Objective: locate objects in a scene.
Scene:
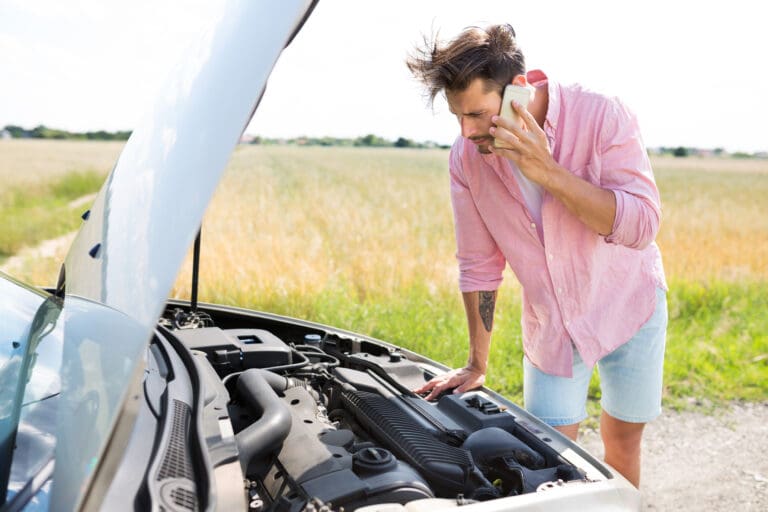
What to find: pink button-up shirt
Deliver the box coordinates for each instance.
[449,70,667,377]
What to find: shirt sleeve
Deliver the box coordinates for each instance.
[599,99,662,250]
[449,143,506,292]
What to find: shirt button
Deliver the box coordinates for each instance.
[557,287,563,294]
[548,253,553,260]
[530,222,536,229]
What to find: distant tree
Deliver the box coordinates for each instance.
[673,146,688,157]
[3,125,27,138]
[355,134,390,147]
[394,137,415,148]
[86,130,110,140]
[30,125,48,138]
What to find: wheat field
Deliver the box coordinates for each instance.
[174,148,768,298]
[0,139,123,187]
[5,141,765,289]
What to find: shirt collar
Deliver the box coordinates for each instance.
[526,69,559,140]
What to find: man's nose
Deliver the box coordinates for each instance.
[460,117,478,138]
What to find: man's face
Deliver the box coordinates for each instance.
[446,78,502,154]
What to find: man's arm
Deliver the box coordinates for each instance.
[464,290,495,372]
[414,290,496,401]
[537,165,617,236]
[489,105,616,235]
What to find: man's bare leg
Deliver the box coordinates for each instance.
[554,423,580,441]
[601,411,645,488]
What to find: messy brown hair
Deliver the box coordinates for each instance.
[406,24,525,105]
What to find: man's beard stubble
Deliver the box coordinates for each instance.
[471,136,493,154]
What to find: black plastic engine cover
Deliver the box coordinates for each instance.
[341,390,497,499]
[173,327,292,374]
[262,387,432,512]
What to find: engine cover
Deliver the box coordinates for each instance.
[262,386,433,511]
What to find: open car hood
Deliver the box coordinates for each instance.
[53,1,317,509]
[64,0,315,327]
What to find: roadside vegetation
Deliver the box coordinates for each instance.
[3,141,766,413]
[0,140,122,261]
[0,170,105,258]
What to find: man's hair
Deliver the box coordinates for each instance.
[406,24,525,105]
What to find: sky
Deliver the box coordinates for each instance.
[1,0,766,153]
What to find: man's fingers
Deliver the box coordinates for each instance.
[424,382,450,401]
[454,379,480,394]
[512,102,545,136]
[492,114,518,132]
[414,380,437,394]
[490,126,519,149]
[415,368,485,401]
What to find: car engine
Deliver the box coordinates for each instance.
[168,319,587,512]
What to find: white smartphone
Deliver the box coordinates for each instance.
[494,84,531,149]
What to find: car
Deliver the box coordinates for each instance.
[0,1,642,510]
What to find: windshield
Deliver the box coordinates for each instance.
[0,276,63,508]
[0,273,148,511]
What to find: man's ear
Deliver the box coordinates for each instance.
[511,74,528,87]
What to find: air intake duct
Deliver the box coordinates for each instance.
[341,390,498,500]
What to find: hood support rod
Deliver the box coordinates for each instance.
[191,228,201,313]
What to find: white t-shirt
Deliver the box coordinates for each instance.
[510,162,543,229]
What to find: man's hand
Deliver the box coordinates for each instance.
[488,101,559,187]
[413,366,486,401]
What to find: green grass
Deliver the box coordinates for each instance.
[663,279,767,406]
[203,276,768,413]
[0,170,104,258]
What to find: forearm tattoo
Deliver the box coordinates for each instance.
[478,291,496,332]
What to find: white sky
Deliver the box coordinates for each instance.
[1,0,766,152]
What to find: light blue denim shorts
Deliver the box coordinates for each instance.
[523,287,668,426]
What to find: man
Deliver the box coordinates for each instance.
[408,24,667,488]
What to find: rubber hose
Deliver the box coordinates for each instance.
[234,369,293,474]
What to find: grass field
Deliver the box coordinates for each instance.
[0,140,124,260]
[2,140,766,412]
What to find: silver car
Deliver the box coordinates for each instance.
[1,1,640,510]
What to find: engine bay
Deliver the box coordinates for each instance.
[162,308,592,511]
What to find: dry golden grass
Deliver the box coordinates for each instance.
[651,154,768,174]
[0,139,123,187]
[170,148,768,304]
[0,233,76,285]
[3,141,766,291]
[172,146,464,305]
[653,157,768,282]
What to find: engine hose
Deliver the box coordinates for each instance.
[234,369,293,475]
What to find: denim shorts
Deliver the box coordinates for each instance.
[523,287,668,426]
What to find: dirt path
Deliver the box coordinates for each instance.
[579,402,768,510]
